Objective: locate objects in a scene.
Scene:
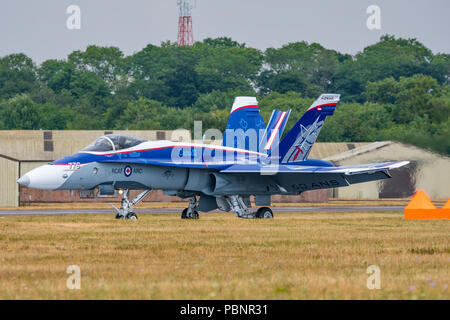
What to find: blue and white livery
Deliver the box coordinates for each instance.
[17,94,409,220]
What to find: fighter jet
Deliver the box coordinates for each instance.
[17,94,409,220]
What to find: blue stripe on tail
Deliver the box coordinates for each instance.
[273,94,340,164]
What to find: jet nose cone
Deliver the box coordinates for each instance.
[17,175,30,187]
[19,164,71,190]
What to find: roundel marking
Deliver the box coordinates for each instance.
[124,165,133,177]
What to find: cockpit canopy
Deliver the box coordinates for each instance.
[82,134,146,152]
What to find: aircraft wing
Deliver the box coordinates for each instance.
[219,161,409,173]
[220,161,409,185]
[219,161,410,187]
[98,158,409,176]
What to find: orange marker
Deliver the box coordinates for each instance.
[404,190,450,220]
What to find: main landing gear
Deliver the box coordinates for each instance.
[111,189,152,220]
[178,195,274,220]
[227,195,274,219]
[181,196,199,219]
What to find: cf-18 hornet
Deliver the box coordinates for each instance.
[17,94,408,220]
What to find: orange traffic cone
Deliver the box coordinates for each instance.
[442,199,450,218]
[404,190,449,220]
[443,199,450,209]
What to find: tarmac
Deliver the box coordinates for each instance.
[0,206,404,216]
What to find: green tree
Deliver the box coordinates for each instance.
[0,36,449,155]
[0,54,37,99]
[128,42,194,107]
[37,59,72,94]
[365,77,399,104]
[393,74,443,124]
[202,37,246,48]
[128,39,263,108]
[36,103,74,130]
[258,91,314,130]
[366,74,447,124]
[259,42,344,95]
[0,94,41,129]
[115,98,190,130]
[195,41,263,94]
[333,35,435,101]
[428,53,450,85]
[68,46,126,90]
[320,102,391,142]
[192,89,255,113]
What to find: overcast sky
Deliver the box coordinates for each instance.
[1,0,449,63]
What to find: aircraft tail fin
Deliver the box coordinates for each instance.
[222,97,266,151]
[275,94,340,163]
[259,109,291,154]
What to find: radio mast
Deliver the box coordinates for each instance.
[177,0,194,46]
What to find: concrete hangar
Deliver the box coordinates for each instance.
[0,130,175,207]
[0,131,449,207]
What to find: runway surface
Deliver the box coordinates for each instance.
[0,206,404,216]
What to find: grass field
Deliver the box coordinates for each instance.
[0,211,448,299]
[8,198,448,211]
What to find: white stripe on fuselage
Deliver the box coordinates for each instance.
[81,140,267,157]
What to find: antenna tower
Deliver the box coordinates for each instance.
[177,0,194,46]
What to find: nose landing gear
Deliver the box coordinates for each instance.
[111,189,152,220]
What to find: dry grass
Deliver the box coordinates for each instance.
[0,211,448,300]
[4,198,445,211]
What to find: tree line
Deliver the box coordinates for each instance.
[0,35,448,155]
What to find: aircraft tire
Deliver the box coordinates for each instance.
[256,207,273,219]
[126,212,138,220]
[181,209,199,219]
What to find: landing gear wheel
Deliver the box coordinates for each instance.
[111,189,152,220]
[181,196,200,220]
[181,209,199,219]
[125,212,138,220]
[256,207,273,219]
